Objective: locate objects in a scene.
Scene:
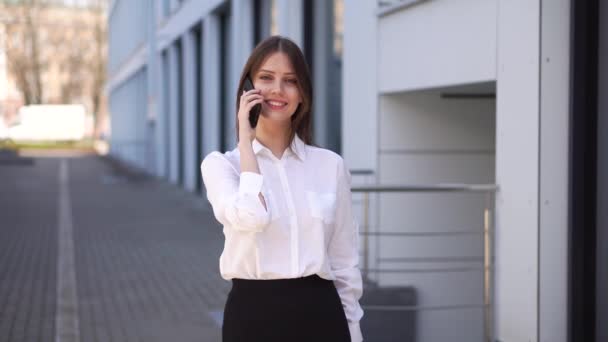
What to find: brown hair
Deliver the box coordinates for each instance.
[235,35,314,146]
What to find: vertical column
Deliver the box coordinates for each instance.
[138,71,147,170]
[229,0,255,148]
[202,16,221,157]
[168,44,179,184]
[156,51,169,178]
[224,14,233,150]
[597,3,608,341]
[182,31,198,192]
[538,0,571,341]
[275,0,303,47]
[155,0,164,24]
[170,0,179,14]
[342,0,377,170]
[312,0,331,149]
[258,0,272,40]
[495,1,541,341]
[148,0,163,177]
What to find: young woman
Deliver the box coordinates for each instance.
[201,35,364,342]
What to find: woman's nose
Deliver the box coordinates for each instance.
[270,80,284,94]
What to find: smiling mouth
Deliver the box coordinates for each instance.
[266,100,288,109]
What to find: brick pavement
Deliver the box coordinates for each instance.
[0,157,58,342]
[1,153,230,342]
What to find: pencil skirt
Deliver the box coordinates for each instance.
[222,274,351,342]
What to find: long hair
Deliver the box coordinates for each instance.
[235,35,314,146]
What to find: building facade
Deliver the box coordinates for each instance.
[107,0,607,341]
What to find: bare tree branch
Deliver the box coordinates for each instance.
[2,0,108,137]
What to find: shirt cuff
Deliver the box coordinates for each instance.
[239,172,263,196]
[349,322,363,342]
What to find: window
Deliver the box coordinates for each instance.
[303,0,343,153]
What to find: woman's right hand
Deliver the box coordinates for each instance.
[238,89,264,143]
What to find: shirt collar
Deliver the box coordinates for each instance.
[252,134,307,162]
[290,134,307,161]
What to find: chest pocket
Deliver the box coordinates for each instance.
[306,191,337,224]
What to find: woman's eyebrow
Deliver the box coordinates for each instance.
[258,69,296,75]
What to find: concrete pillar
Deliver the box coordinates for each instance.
[155,0,164,25]
[203,16,221,157]
[538,1,571,341]
[148,0,164,178]
[275,0,303,47]
[342,0,377,170]
[157,50,170,179]
[182,31,198,192]
[169,0,178,14]
[495,1,541,340]
[229,0,255,148]
[168,43,179,184]
[154,52,167,178]
[495,1,572,341]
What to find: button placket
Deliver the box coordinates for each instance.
[275,159,299,277]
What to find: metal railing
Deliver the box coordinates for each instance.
[351,182,497,342]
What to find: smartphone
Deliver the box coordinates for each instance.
[243,77,261,129]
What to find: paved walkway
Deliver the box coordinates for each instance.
[0,152,228,341]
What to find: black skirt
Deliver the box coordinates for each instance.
[222,274,351,342]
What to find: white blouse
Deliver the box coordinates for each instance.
[200,134,364,341]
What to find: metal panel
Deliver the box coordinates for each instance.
[168,44,180,184]
[202,16,222,157]
[538,0,571,341]
[182,31,198,192]
[495,0,541,341]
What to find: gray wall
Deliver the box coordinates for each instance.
[108,0,154,172]
[109,68,148,169]
[375,88,495,341]
[494,1,541,340]
[538,0,571,340]
[108,0,149,74]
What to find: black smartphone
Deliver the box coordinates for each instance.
[243,77,261,129]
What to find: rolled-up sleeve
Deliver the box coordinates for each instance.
[201,152,271,232]
[330,157,364,342]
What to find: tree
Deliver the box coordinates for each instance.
[3,0,45,105]
[1,0,109,137]
[89,0,107,138]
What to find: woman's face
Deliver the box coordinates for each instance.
[252,52,302,122]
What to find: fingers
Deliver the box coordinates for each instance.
[238,91,264,122]
[242,99,264,116]
[240,89,262,105]
[240,93,264,109]
[243,94,264,104]
[246,98,264,109]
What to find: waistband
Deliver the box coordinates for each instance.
[231,274,331,290]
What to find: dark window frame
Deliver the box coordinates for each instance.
[568,0,599,341]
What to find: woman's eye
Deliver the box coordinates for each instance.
[287,79,298,84]
[260,76,272,80]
